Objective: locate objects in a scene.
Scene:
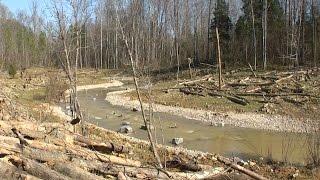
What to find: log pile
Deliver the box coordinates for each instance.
[177,68,320,107]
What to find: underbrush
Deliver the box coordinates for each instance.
[45,73,68,103]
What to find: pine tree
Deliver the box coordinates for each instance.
[211,0,232,63]
[211,0,232,42]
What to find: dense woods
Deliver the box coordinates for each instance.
[0,0,319,72]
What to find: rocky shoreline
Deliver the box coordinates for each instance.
[105,84,316,133]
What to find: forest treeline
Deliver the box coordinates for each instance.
[0,0,319,72]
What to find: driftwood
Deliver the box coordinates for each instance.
[216,155,268,180]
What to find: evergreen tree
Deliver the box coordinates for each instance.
[211,0,232,63]
[211,0,232,42]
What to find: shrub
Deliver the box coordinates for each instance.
[45,72,68,103]
[8,64,17,78]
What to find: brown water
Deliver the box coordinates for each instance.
[75,87,309,165]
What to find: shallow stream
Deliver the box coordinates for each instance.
[75,86,309,165]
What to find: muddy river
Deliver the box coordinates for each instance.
[75,86,310,165]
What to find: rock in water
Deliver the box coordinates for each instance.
[132,107,138,112]
[172,138,183,145]
[118,125,133,134]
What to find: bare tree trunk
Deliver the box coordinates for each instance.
[174,0,180,82]
[299,0,306,66]
[262,0,267,70]
[115,11,118,69]
[193,1,199,66]
[250,0,257,70]
[207,0,212,63]
[115,4,163,169]
[312,0,318,67]
[216,28,222,90]
[100,3,103,69]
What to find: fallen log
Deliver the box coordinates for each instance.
[179,75,212,85]
[275,74,294,83]
[227,81,274,87]
[0,161,41,180]
[71,157,221,180]
[16,157,71,180]
[208,92,249,106]
[246,87,262,93]
[11,128,28,147]
[180,87,206,97]
[94,151,141,167]
[236,92,319,98]
[71,157,171,179]
[0,134,140,168]
[0,139,69,163]
[22,147,69,163]
[161,87,181,93]
[248,63,257,77]
[166,157,202,172]
[216,155,268,180]
[282,97,304,105]
[53,162,106,180]
[0,160,20,179]
[0,134,65,152]
[74,135,129,154]
[225,95,249,106]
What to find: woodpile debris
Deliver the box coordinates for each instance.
[177,68,320,109]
